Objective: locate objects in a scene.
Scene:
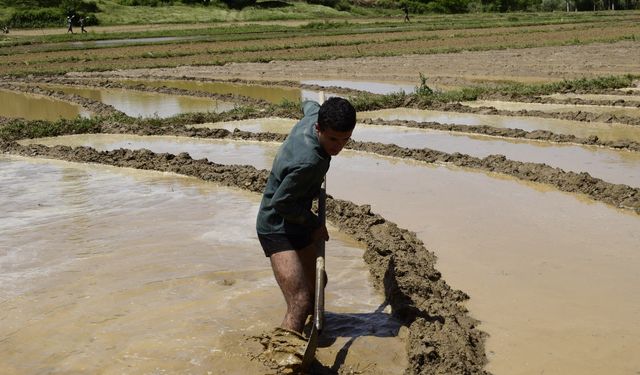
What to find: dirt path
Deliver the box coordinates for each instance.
[73,40,640,88]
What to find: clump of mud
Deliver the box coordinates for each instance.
[250,327,307,374]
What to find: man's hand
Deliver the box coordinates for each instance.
[312,225,329,243]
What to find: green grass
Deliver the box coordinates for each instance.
[95,0,349,25]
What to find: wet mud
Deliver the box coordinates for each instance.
[425,102,640,127]
[0,140,488,375]
[484,92,640,108]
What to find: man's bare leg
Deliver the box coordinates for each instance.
[270,244,317,333]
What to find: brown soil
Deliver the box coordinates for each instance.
[71,40,640,88]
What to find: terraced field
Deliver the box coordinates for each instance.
[1,11,640,375]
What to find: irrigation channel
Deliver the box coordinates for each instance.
[1,78,640,375]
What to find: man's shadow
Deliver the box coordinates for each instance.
[306,301,402,374]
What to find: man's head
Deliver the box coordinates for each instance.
[315,97,356,156]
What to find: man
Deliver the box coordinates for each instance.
[256,97,356,366]
[66,15,74,34]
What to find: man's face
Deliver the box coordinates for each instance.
[316,124,353,156]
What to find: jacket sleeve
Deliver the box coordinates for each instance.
[271,163,321,229]
[302,101,320,118]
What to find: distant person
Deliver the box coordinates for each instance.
[402,4,410,22]
[80,17,87,33]
[2,25,9,34]
[67,15,74,34]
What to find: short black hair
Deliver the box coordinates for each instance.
[317,97,356,132]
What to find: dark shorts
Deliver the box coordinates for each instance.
[258,232,313,257]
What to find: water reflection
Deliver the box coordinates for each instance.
[360,108,640,142]
[43,85,235,118]
[0,89,90,121]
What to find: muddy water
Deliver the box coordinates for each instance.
[22,134,279,170]
[360,108,640,143]
[120,79,301,104]
[21,134,640,375]
[0,89,91,121]
[190,118,297,134]
[191,119,640,187]
[300,80,415,95]
[463,100,640,117]
[0,155,407,374]
[352,124,640,188]
[42,85,235,118]
[546,93,640,103]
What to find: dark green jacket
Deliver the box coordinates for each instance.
[256,101,330,235]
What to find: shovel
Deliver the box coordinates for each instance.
[301,179,326,371]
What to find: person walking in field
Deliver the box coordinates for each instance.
[66,15,74,34]
[80,17,87,33]
[403,4,410,22]
[256,97,356,371]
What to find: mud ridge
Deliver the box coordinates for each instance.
[348,140,640,214]
[5,116,638,214]
[361,118,640,152]
[93,122,640,214]
[66,72,372,98]
[0,140,489,375]
[429,102,640,127]
[482,93,640,108]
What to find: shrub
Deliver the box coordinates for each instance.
[220,0,257,8]
[8,8,65,28]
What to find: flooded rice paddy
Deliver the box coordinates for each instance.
[192,118,640,187]
[3,77,640,374]
[0,89,91,121]
[120,79,301,104]
[360,108,640,142]
[300,80,415,95]
[0,155,407,374]
[40,85,236,118]
[11,134,640,375]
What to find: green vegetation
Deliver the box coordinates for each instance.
[0,116,103,141]
[2,0,638,30]
[0,0,101,28]
[349,74,639,110]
